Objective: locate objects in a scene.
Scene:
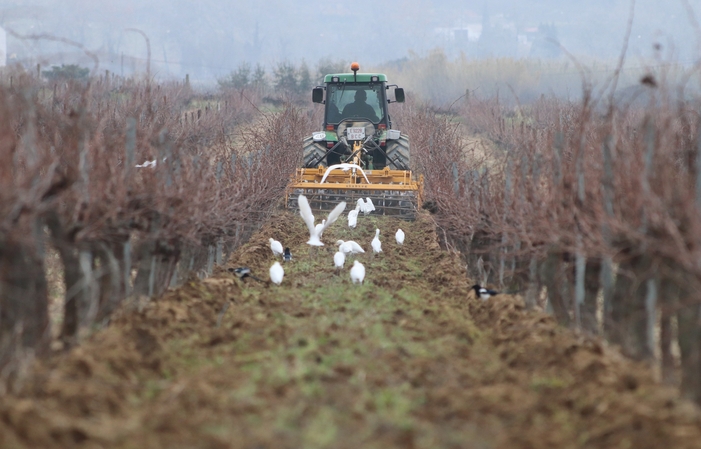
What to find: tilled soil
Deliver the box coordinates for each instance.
[1,210,701,449]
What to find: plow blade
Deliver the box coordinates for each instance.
[285,166,423,219]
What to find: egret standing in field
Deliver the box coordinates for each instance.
[334,251,345,275]
[395,228,405,245]
[348,205,360,230]
[298,195,346,253]
[371,228,382,257]
[350,260,365,284]
[269,238,283,258]
[270,262,284,285]
[364,197,376,214]
[336,240,365,255]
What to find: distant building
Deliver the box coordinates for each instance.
[434,24,482,43]
[0,26,5,67]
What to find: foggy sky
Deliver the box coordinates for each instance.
[0,0,698,81]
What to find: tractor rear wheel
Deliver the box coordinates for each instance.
[385,134,410,170]
[303,136,327,168]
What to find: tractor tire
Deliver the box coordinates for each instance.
[303,136,327,168]
[385,134,410,171]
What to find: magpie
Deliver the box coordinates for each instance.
[283,247,293,262]
[471,284,498,301]
[229,267,263,282]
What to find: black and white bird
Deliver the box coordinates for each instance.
[283,247,293,262]
[230,267,263,282]
[471,284,498,301]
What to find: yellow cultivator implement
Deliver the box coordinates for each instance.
[286,164,423,218]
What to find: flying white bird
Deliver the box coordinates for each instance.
[364,197,376,214]
[356,198,367,213]
[350,260,366,284]
[336,240,365,255]
[135,160,157,168]
[371,228,382,254]
[348,206,360,229]
[395,228,405,245]
[334,251,345,274]
[315,219,327,238]
[269,238,284,258]
[298,195,346,246]
[270,262,284,285]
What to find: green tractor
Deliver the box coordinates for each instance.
[302,62,410,171]
[288,62,422,217]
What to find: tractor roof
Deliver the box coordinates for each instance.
[324,73,388,83]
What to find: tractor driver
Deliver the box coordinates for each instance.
[342,89,379,122]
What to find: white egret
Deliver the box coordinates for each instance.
[298,195,346,246]
[356,198,367,213]
[371,228,382,255]
[364,197,376,214]
[315,219,326,238]
[269,238,283,258]
[395,228,405,245]
[350,260,365,284]
[334,251,345,274]
[348,206,360,229]
[336,240,365,255]
[270,262,284,285]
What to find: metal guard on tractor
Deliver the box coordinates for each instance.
[287,62,423,219]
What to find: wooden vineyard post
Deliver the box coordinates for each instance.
[678,123,701,403]
[601,135,616,339]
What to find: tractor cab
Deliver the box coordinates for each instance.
[309,62,406,169]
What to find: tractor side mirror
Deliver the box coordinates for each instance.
[394,88,405,103]
[312,87,324,103]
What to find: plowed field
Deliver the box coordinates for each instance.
[2,211,701,449]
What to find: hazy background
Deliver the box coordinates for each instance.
[0,0,698,91]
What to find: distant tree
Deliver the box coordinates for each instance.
[317,58,348,82]
[273,61,298,94]
[218,62,251,89]
[297,61,312,95]
[42,64,90,81]
[251,63,268,90]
